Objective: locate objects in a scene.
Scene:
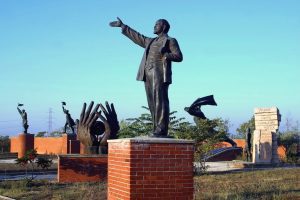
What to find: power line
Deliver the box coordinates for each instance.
[48,108,53,136]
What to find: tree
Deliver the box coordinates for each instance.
[118,107,233,170]
[49,131,63,137]
[118,107,230,145]
[118,106,189,138]
[15,149,38,182]
[35,131,46,137]
[276,117,300,163]
[171,117,231,173]
[168,111,191,136]
[278,131,299,163]
[15,149,53,184]
[236,116,255,139]
[187,118,230,158]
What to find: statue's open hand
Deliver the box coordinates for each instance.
[109,17,123,27]
[99,102,120,139]
[77,101,100,147]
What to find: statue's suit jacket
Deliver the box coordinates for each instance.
[121,25,183,84]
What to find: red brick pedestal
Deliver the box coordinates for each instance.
[18,133,34,158]
[107,138,194,200]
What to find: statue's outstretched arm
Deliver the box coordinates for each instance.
[110,17,150,48]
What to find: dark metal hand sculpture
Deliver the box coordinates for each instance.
[110,17,183,137]
[77,101,119,154]
[99,103,119,140]
[17,103,29,134]
[184,95,217,119]
[62,102,76,134]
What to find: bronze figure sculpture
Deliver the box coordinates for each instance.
[77,101,119,154]
[245,127,252,161]
[17,103,29,134]
[110,17,183,137]
[62,102,76,134]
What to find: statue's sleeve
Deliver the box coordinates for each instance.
[62,106,66,113]
[17,107,22,115]
[165,38,183,62]
[121,25,150,48]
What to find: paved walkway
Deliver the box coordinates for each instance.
[1,159,298,181]
[0,159,16,164]
[0,158,57,181]
[0,159,58,164]
[195,161,299,174]
[0,171,56,181]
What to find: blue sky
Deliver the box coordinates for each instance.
[0,0,299,136]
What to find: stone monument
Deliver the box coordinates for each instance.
[252,107,281,164]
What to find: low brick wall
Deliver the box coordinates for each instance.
[10,136,19,153]
[34,137,65,154]
[217,139,246,148]
[108,138,195,200]
[58,154,108,183]
[10,134,80,155]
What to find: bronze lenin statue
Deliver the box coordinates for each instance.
[110,18,183,137]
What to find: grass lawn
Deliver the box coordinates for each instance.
[0,168,299,200]
[0,180,106,200]
[195,168,300,199]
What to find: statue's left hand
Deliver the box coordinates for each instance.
[160,47,169,60]
[160,46,167,54]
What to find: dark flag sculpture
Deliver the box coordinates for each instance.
[184,95,217,119]
[185,95,237,147]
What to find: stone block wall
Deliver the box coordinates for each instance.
[253,107,280,164]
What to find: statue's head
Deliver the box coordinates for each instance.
[22,109,25,113]
[154,19,170,34]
